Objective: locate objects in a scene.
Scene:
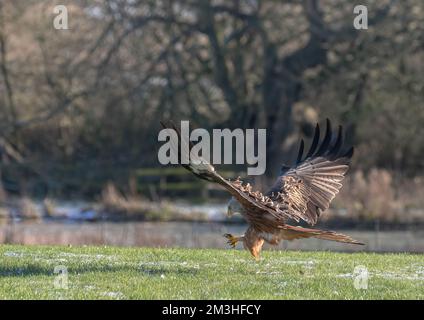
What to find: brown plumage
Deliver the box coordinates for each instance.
[160,119,364,259]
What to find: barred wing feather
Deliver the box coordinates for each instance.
[267,119,353,225]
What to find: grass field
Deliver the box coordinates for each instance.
[0,244,423,299]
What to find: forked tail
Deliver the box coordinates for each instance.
[310,229,364,244]
[280,224,364,245]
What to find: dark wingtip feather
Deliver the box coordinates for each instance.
[161,120,179,137]
[342,146,354,159]
[328,125,344,159]
[315,119,332,157]
[160,119,177,130]
[305,123,320,159]
[296,139,305,164]
[160,120,195,150]
[160,120,167,129]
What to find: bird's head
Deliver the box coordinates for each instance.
[227,197,243,217]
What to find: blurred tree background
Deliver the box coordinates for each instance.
[0,0,423,200]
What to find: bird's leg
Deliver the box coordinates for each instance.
[247,238,265,260]
[244,227,265,260]
[224,234,243,248]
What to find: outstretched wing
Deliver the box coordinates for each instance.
[160,120,284,228]
[159,120,217,183]
[266,119,353,226]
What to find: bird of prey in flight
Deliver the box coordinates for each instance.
[160,119,363,259]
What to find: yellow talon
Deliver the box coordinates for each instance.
[224,233,239,248]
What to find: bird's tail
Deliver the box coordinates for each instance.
[279,224,364,245]
[310,229,364,244]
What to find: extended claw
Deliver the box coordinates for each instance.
[224,233,239,248]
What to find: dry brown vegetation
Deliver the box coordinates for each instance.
[333,169,424,222]
[99,182,208,221]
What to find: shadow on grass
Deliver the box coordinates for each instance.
[0,263,199,278]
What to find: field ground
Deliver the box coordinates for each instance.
[0,245,423,299]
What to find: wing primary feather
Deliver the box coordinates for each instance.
[296,139,305,164]
[305,124,320,159]
[160,119,195,150]
[315,119,332,157]
[265,119,354,227]
[328,125,343,159]
[342,146,354,159]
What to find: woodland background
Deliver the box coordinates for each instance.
[0,0,423,224]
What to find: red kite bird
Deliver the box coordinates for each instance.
[160,119,363,259]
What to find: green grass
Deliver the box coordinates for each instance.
[0,245,423,299]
